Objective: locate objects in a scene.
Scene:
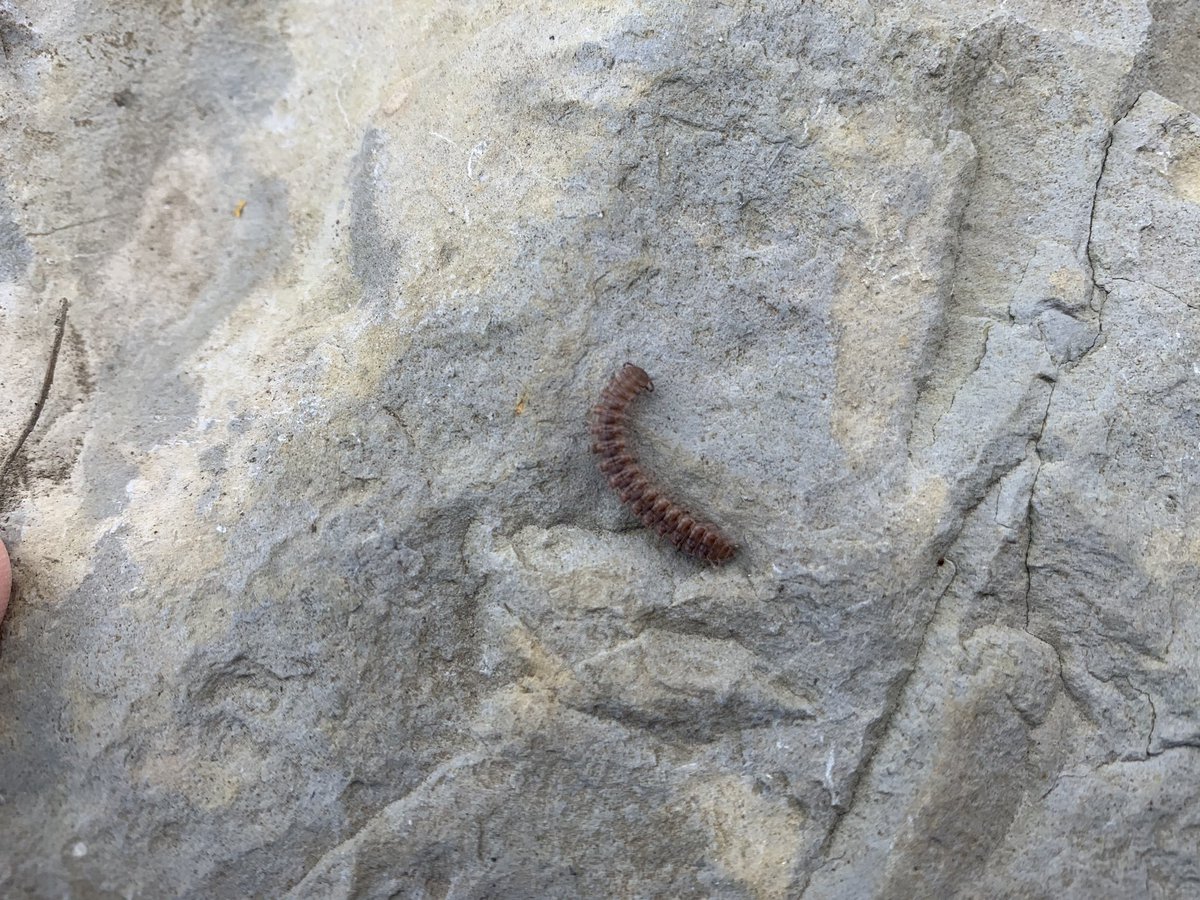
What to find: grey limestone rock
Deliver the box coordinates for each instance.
[1,1,1198,898]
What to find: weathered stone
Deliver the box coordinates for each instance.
[0,2,1197,897]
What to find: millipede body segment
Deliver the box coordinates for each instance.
[590,363,737,565]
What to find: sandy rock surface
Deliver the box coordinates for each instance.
[1,2,1197,897]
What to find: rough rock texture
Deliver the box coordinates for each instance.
[0,1,1198,897]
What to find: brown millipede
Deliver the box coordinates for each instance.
[590,363,737,565]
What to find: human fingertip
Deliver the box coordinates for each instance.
[0,539,10,628]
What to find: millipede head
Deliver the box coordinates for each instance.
[707,538,737,565]
[621,362,654,392]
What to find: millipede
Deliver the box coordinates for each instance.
[589,363,737,565]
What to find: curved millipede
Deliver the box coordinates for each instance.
[590,363,737,565]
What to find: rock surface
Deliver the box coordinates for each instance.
[0,1,1197,897]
